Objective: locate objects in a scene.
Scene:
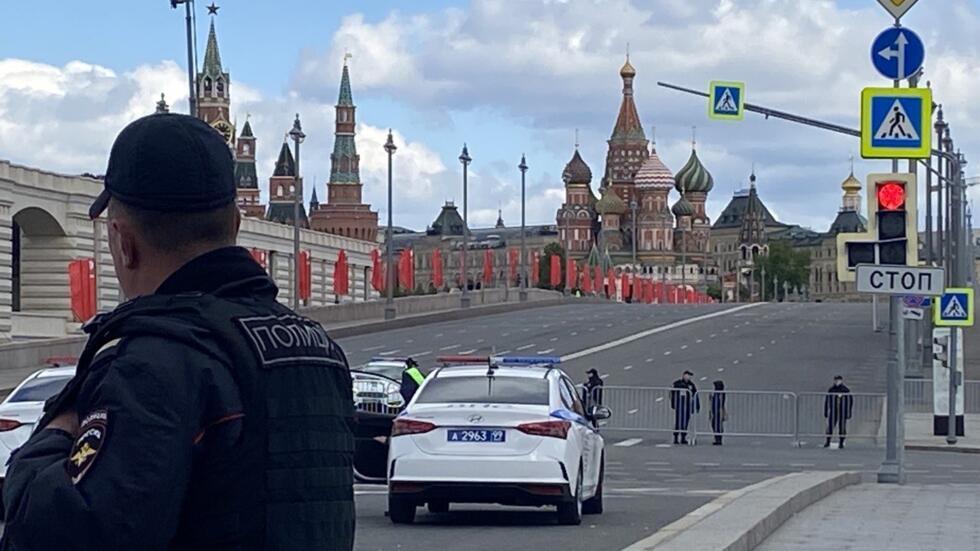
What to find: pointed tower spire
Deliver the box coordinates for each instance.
[310,187,320,210]
[273,141,295,177]
[203,20,223,76]
[611,55,644,141]
[338,60,353,106]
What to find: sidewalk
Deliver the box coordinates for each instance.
[756,483,980,550]
[905,412,980,452]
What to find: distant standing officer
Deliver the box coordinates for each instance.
[582,368,604,409]
[1,114,355,550]
[710,380,726,446]
[400,357,426,404]
[670,370,699,445]
[824,375,853,449]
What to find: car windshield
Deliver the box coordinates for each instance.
[357,364,404,381]
[414,376,549,405]
[10,375,72,403]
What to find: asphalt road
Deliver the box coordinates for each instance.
[340,301,935,551]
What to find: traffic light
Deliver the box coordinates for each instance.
[933,335,949,368]
[836,173,918,282]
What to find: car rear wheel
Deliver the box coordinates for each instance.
[389,495,417,524]
[557,465,583,526]
[583,454,604,515]
[427,500,450,514]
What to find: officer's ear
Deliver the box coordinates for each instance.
[107,206,140,270]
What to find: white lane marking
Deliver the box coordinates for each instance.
[623,365,633,370]
[687,490,727,496]
[558,304,763,363]
[790,463,816,468]
[723,329,729,333]
[516,343,536,351]
[717,368,724,372]
[938,464,963,468]
[694,462,720,467]
[628,409,639,414]
[459,348,478,355]
[770,340,776,345]
[589,328,596,332]
[655,397,663,402]
[838,463,864,468]
[681,344,688,350]
[435,333,444,337]
[405,339,415,344]
[710,334,717,338]
[615,438,643,447]
[732,360,740,365]
[742,463,770,467]
[361,345,385,352]
[696,339,703,343]
[477,339,485,343]
[550,337,559,342]
[699,376,707,381]
[645,461,670,466]
[502,333,510,337]
[664,351,672,356]
[600,374,610,379]
[759,346,766,350]
[439,344,460,351]
[571,331,579,336]
[646,358,654,363]
[606,323,614,328]
[746,352,753,357]
[537,348,555,354]
[655,444,672,448]
[645,467,675,472]
[496,350,511,355]
[412,350,433,357]
[379,349,400,355]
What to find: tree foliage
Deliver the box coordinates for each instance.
[753,241,811,300]
[537,242,566,291]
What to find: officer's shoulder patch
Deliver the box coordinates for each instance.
[67,409,109,484]
[236,314,345,370]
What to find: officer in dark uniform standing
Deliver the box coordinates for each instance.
[1,114,355,550]
[582,368,604,408]
[670,370,699,445]
[824,375,853,449]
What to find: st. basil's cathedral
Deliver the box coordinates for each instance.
[556,57,715,275]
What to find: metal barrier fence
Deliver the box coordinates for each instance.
[592,385,887,444]
[904,379,980,414]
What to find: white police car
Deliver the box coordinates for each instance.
[386,355,610,525]
[352,357,409,415]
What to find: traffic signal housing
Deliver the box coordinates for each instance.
[933,335,949,368]
[837,173,918,282]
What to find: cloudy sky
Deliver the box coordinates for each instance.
[1,0,978,232]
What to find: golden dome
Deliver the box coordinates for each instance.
[841,172,861,191]
[620,58,636,78]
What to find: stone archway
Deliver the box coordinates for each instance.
[11,207,73,336]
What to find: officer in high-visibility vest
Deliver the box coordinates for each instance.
[400,358,425,404]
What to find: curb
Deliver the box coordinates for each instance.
[621,471,860,551]
[905,443,980,454]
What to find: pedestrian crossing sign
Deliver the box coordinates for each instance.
[708,81,744,121]
[934,288,974,327]
[861,87,932,159]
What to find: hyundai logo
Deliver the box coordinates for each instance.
[467,414,484,423]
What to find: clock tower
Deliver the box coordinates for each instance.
[196,16,234,147]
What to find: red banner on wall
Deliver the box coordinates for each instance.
[298,250,312,301]
[334,250,349,296]
[565,258,576,290]
[550,254,561,288]
[581,265,592,294]
[371,249,385,293]
[508,248,518,284]
[531,251,540,286]
[432,249,444,289]
[483,249,494,286]
[68,258,96,322]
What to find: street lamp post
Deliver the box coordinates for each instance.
[171,0,197,116]
[459,144,472,308]
[519,155,529,303]
[288,114,305,310]
[384,131,397,320]
[630,199,638,269]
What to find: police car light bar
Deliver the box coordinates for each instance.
[491,355,562,366]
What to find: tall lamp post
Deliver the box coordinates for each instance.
[384,130,397,320]
[519,154,529,302]
[288,114,305,310]
[630,199,638,269]
[459,144,472,308]
[171,0,197,116]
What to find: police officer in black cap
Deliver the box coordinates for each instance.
[1,113,355,550]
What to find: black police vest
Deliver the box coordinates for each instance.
[49,281,355,550]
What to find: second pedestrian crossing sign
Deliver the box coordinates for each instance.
[861,87,932,159]
[935,288,974,327]
[708,81,744,121]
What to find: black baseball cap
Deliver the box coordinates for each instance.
[89,113,236,219]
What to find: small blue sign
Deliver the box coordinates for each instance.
[870,95,924,150]
[708,81,744,121]
[871,27,925,81]
[937,289,973,326]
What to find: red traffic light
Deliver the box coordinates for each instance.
[877,181,905,211]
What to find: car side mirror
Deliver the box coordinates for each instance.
[590,405,612,421]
